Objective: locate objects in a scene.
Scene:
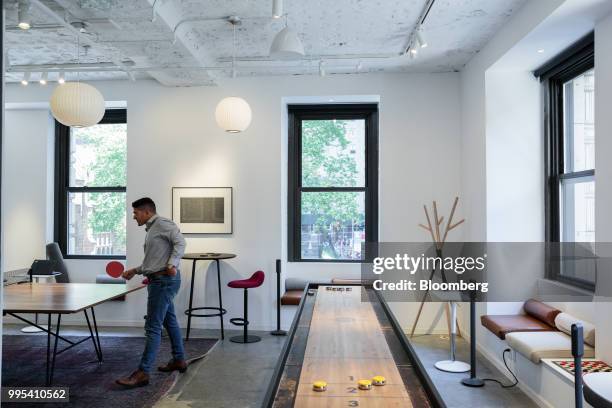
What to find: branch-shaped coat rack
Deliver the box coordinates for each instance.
[410,197,465,338]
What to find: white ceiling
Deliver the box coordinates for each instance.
[4,0,527,86]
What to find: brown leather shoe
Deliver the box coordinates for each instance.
[115,369,150,388]
[158,359,188,373]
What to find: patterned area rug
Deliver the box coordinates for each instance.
[2,335,217,408]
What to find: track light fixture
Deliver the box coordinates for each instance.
[319,60,325,77]
[18,0,32,30]
[21,72,31,85]
[272,0,283,19]
[39,71,48,85]
[58,71,66,84]
[416,27,427,48]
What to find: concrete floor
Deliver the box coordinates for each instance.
[411,334,538,408]
[3,325,538,408]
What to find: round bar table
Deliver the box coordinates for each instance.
[183,253,236,341]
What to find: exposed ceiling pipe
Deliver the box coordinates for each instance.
[30,0,132,75]
[145,0,219,85]
[218,52,400,63]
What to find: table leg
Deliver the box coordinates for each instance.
[46,314,51,385]
[186,260,196,341]
[216,260,224,340]
[48,314,62,385]
[91,308,103,361]
[84,309,101,362]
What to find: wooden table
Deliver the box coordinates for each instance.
[3,283,144,385]
[182,253,236,341]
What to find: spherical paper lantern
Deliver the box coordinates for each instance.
[215,97,252,133]
[50,82,105,128]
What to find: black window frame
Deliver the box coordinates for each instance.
[54,109,127,260]
[538,33,595,291]
[287,104,379,263]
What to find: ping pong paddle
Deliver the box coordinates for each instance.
[106,261,125,278]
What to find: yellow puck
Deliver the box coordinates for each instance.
[312,380,327,392]
[372,376,386,386]
[358,379,372,390]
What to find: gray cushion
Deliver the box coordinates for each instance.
[96,274,126,284]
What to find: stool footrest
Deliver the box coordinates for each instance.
[230,317,248,327]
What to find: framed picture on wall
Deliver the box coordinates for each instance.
[172,187,233,234]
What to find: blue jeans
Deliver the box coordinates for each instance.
[139,272,185,373]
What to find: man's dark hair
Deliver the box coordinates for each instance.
[132,197,156,212]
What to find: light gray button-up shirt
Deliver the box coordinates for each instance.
[135,214,186,276]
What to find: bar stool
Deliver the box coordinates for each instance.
[228,271,265,344]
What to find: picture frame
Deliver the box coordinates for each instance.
[172,187,233,234]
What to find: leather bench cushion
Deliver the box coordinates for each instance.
[506,331,595,364]
[524,299,562,327]
[481,314,557,339]
[281,289,303,306]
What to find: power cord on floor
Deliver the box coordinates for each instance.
[482,348,519,388]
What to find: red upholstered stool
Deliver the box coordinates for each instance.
[228,271,265,344]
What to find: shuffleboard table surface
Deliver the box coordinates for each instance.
[294,286,413,408]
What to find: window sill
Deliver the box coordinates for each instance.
[537,278,594,300]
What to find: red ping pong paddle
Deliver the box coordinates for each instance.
[106,261,125,278]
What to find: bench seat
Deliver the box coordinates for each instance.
[481,314,558,340]
[506,331,595,364]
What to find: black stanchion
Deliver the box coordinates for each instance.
[572,323,584,408]
[270,259,287,336]
[461,286,484,387]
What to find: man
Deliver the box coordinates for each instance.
[116,197,187,388]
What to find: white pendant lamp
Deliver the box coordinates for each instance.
[50,34,105,128]
[50,82,105,128]
[270,26,304,60]
[215,97,252,133]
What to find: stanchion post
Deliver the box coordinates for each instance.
[271,259,287,336]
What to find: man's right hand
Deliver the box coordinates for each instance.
[122,268,136,280]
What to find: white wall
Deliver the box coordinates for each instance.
[1,109,54,271]
[594,11,612,363]
[3,71,462,331]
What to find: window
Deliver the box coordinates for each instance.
[539,33,595,290]
[55,109,127,259]
[288,104,378,262]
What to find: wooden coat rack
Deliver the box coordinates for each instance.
[410,196,465,338]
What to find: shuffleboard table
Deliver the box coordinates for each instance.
[264,284,445,408]
[3,283,145,385]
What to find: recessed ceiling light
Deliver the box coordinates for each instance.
[537,49,545,53]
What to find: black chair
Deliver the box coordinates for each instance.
[46,243,70,283]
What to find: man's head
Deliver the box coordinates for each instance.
[132,197,157,226]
